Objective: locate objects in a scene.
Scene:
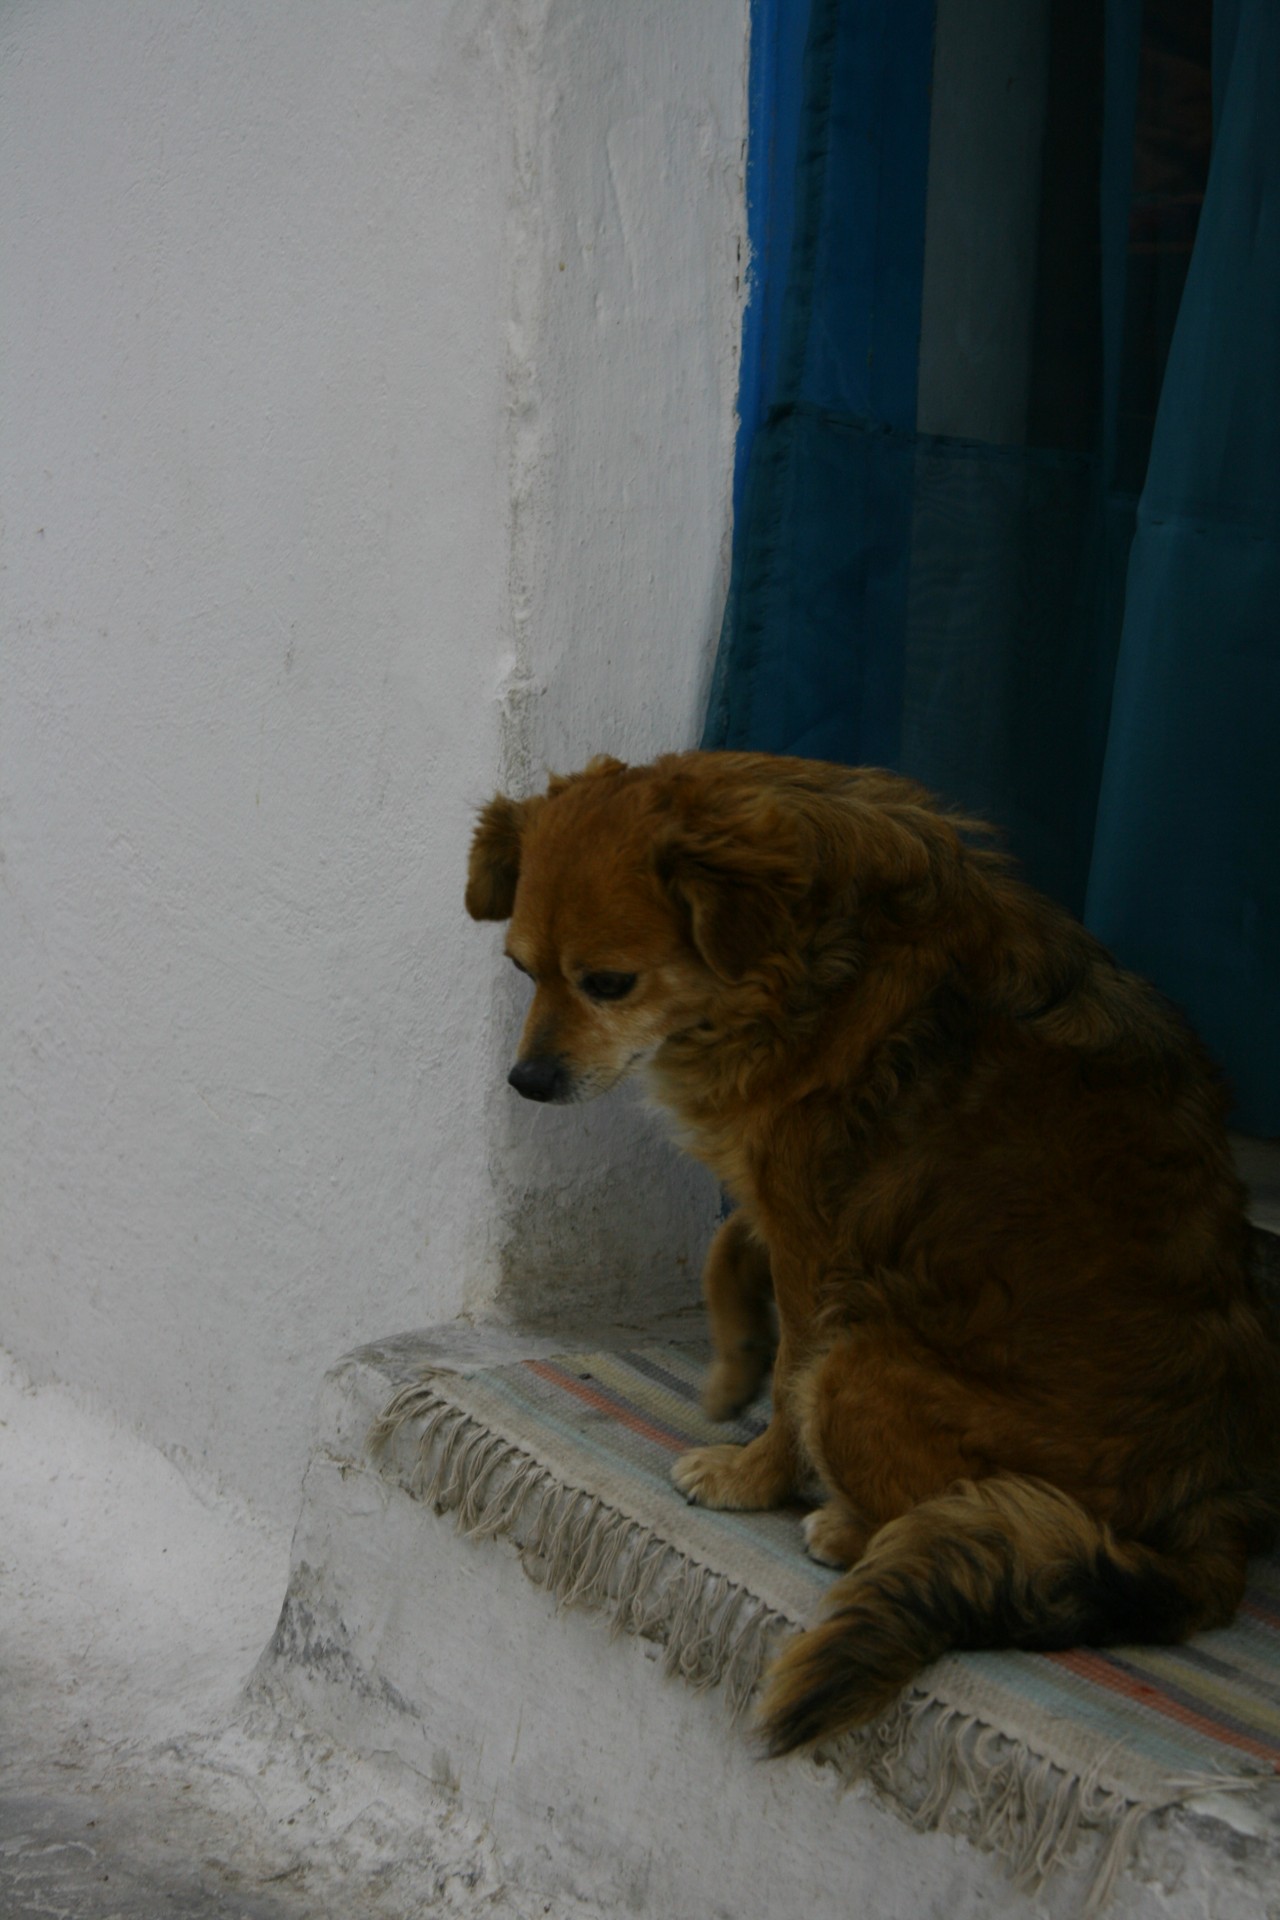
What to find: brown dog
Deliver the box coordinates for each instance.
[467,750,1280,1753]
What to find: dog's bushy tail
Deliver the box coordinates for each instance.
[758,1473,1247,1756]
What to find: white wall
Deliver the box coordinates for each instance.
[475,0,746,1326]
[1,0,748,1521]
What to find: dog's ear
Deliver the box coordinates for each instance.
[655,824,807,982]
[544,753,627,800]
[654,788,966,979]
[466,794,537,921]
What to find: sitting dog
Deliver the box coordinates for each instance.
[466,750,1280,1753]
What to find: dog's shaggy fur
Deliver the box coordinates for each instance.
[467,750,1280,1754]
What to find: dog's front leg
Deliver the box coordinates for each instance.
[672,1326,803,1510]
[701,1210,777,1421]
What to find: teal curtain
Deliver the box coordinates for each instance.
[706,0,1279,1132]
[1086,0,1280,1129]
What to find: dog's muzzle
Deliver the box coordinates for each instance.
[508,1055,572,1103]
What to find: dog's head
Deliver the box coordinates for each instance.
[465,756,718,1103]
[467,751,961,1105]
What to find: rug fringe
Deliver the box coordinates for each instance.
[824,1686,1268,1915]
[371,1380,790,1715]
[369,1377,1265,1914]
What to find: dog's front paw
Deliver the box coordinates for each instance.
[673,1444,752,1507]
[671,1442,787,1510]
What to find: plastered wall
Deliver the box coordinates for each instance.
[1,0,748,1521]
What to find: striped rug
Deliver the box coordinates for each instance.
[372,1342,1280,1909]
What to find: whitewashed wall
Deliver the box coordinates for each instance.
[0,0,748,1521]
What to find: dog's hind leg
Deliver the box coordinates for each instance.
[802,1496,874,1568]
[701,1211,776,1421]
[799,1324,1008,1531]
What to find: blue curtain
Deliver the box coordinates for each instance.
[705,0,1279,1133]
[707,0,935,776]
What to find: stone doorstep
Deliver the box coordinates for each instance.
[255,1290,1280,1920]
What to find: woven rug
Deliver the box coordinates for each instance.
[372,1344,1280,1912]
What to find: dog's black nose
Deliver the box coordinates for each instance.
[508,1056,570,1103]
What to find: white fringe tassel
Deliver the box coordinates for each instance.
[370,1381,789,1720]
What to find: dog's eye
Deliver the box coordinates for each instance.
[579,971,637,1003]
[506,953,532,978]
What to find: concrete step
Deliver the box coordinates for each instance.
[255,1247,1280,1920]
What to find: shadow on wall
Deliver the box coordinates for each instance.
[483,1049,720,1333]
